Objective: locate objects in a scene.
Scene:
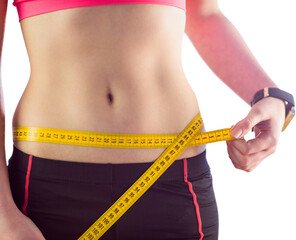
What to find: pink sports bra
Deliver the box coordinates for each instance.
[13,0,186,22]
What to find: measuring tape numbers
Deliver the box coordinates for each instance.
[13,127,233,149]
[77,112,204,239]
[12,113,235,239]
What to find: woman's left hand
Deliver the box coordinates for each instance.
[226,97,286,172]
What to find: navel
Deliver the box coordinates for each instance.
[107,92,114,104]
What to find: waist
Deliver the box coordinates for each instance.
[14,69,199,131]
[12,71,205,163]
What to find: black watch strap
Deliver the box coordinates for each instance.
[251,87,295,117]
[250,87,295,131]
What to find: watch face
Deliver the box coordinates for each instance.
[282,106,295,132]
[292,106,295,115]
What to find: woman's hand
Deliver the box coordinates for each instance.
[226,97,286,172]
[0,204,45,240]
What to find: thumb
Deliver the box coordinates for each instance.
[230,108,267,139]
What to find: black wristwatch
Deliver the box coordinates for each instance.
[250,87,295,131]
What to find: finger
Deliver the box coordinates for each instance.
[227,143,254,172]
[227,138,248,155]
[254,126,261,137]
[246,131,278,154]
[245,146,276,172]
[230,107,269,139]
[230,131,276,155]
[227,141,247,170]
[228,142,275,172]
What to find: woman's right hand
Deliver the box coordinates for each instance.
[0,205,45,240]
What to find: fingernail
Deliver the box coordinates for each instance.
[230,127,242,139]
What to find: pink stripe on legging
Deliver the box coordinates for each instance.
[183,158,204,240]
[22,154,33,216]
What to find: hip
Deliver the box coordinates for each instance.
[7,145,218,240]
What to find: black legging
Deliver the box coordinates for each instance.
[8,145,218,240]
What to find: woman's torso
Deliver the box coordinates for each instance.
[12,3,206,164]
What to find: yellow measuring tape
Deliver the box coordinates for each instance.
[13,113,234,239]
[13,126,233,148]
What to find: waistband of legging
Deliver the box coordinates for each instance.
[9,145,210,183]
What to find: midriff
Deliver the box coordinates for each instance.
[12,4,206,164]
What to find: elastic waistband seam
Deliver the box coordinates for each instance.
[30,175,113,184]
[10,146,209,183]
[28,174,210,184]
[11,164,210,183]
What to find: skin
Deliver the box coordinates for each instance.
[11,3,204,164]
[184,0,286,172]
[0,0,287,238]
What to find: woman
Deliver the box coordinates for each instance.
[0,0,291,239]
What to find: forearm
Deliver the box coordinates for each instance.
[0,64,14,213]
[0,116,15,212]
[0,0,15,213]
[0,75,15,213]
[185,11,278,104]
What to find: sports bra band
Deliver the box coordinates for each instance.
[13,0,186,22]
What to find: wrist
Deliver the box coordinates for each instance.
[0,203,24,226]
[0,159,16,214]
[251,87,295,131]
[0,198,19,219]
[0,191,16,212]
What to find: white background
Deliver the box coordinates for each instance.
[2,0,296,239]
[182,1,296,239]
